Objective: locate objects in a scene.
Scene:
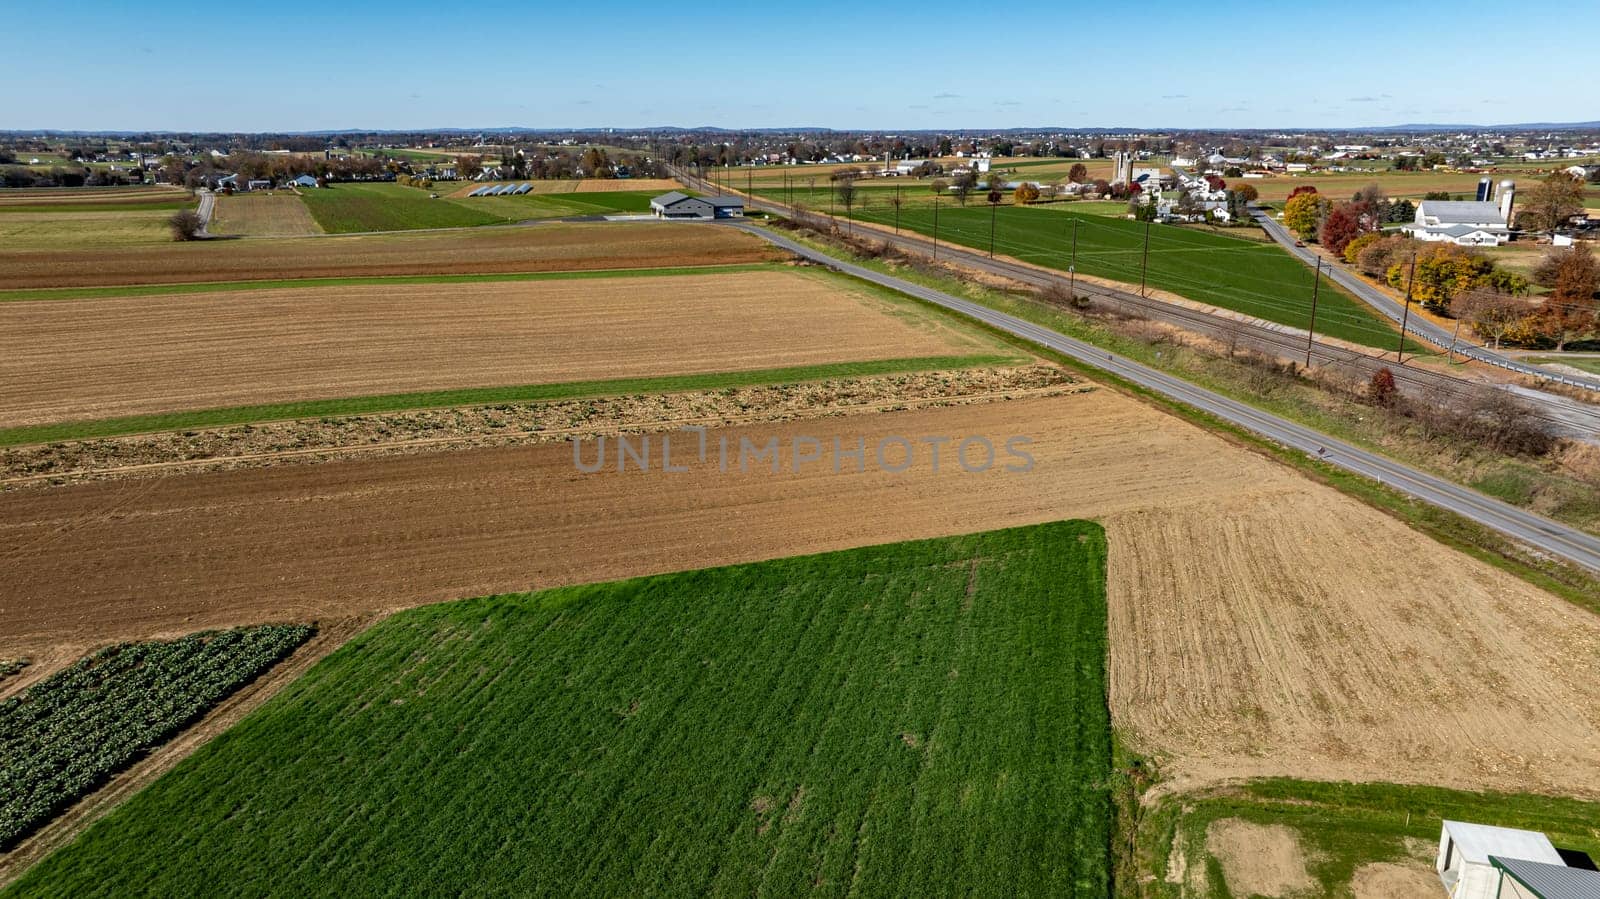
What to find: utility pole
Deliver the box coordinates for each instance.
[1397,254,1417,364]
[932,197,940,261]
[979,197,992,257]
[1304,256,1322,368]
[1448,316,1464,364]
[1139,221,1152,297]
[1068,218,1079,298]
[894,184,901,234]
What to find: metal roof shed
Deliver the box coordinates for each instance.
[1491,856,1600,899]
[1438,821,1565,899]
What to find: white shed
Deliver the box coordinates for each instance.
[1437,820,1564,899]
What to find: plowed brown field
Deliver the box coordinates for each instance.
[0,269,981,427]
[0,222,781,289]
[4,392,1598,797]
[210,192,322,237]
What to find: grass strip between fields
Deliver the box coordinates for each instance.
[0,354,1025,448]
[1138,778,1600,898]
[0,263,786,303]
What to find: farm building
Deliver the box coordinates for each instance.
[1436,820,1576,898]
[1405,189,1514,246]
[649,192,744,220]
[291,174,319,188]
[1489,856,1600,899]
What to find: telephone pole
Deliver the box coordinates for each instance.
[1139,221,1152,297]
[932,197,940,261]
[1397,254,1417,364]
[1068,218,1079,298]
[1304,256,1322,368]
[989,198,998,257]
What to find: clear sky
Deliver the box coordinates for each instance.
[1,0,1589,133]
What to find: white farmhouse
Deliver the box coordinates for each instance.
[1404,187,1515,246]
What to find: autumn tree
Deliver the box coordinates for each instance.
[1342,231,1383,265]
[1515,172,1585,235]
[1318,202,1371,256]
[1013,182,1041,204]
[1533,244,1600,350]
[1067,162,1088,184]
[1283,191,1323,239]
[1451,288,1539,349]
[1367,368,1399,408]
[1230,182,1258,203]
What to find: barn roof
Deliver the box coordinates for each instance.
[1442,820,1563,866]
[1419,200,1506,224]
[1491,856,1600,899]
[651,191,695,206]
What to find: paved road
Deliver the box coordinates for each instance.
[1248,206,1600,393]
[733,221,1600,574]
[195,189,216,237]
[676,167,1598,442]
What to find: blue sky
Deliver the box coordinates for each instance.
[1,1,1589,132]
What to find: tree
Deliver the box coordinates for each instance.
[1067,162,1088,184]
[1423,190,1452,201]
[1367,368,1399,409]
[1533,243,1600,300]
[930,178,949,195]
[1516,172,1586,235]
[1384,198,1415,224]
[1013,182,1041,204]
[1538,300,1600,351]
[1287,184,1318,199]
[952,172,973,206]
[1283,191,1322,239]
[1090,178,1112,197]
[1342,231,1382,265]
[168,209,203,241]
[1318,202,1371,256]
[1230,183,1258,203]
[1451,289,1538,349]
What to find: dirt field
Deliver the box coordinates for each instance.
[1350,861,1439,899]
[4,391,1599,798]
[210,192,322,237]
[1205,820,1311,898]
[0,186,187,207]
[0,221,783,289]
[0,270,984,428]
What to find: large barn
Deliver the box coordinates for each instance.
[1404,181,1516,246]
[649,191,744,220]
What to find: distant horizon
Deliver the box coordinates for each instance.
[5,119,1600,138]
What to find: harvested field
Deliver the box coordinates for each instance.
[0,210,173,249]
[0,221,782,289]
[209,192,321,237]
[0,186,187,207]
[3,366,1077,486]
[576,177,679,193]
[0,269,987,428]
[4,392,1599,798]
[1350,861,1438,899]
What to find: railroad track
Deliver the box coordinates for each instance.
[672,166,1599,441]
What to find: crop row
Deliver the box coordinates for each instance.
[0,624,312,849]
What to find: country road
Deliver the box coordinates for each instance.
[732,220,1600,574]
[1247,206,1600,392]
[195,188,215,237]
[674,166,1600,442]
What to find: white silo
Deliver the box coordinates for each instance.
[1498,180,1515,223]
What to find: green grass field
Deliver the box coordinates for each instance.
[5,521,1114,898]
[298,183,659,232]
[297,182,507,232]
[761,187,1401,348]
[1522,355,1600,375]
[1140,779,1600,898]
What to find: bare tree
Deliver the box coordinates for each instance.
[1451,289,1537,349]
[168,209,203,241]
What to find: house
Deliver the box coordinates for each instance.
[291,174,319,188]
[246,179,272,191]
[1436,820,1567,899]
[1405,190,1514,246]
[649,191,743,220]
